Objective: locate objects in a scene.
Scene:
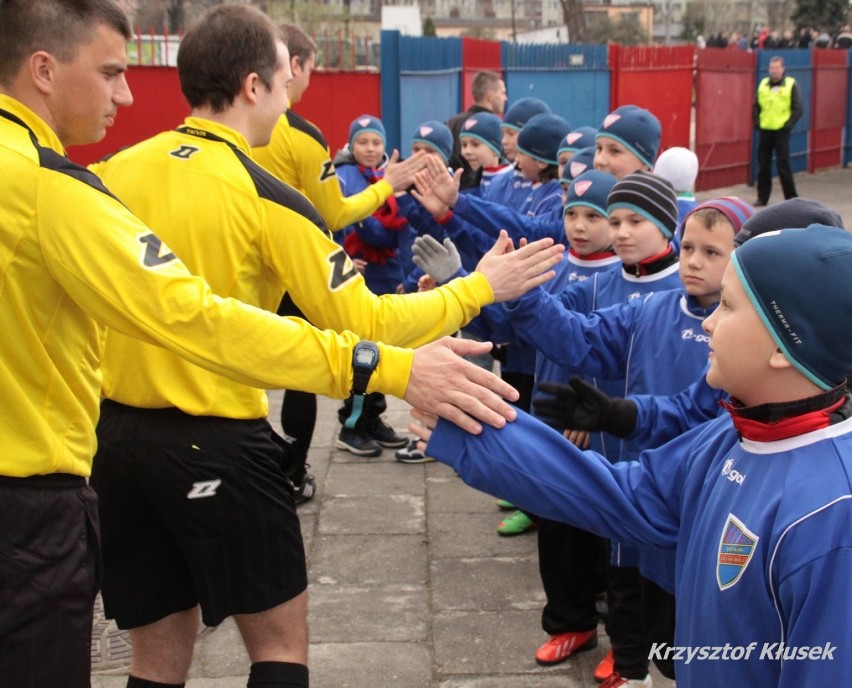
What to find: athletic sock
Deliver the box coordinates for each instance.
[126,676,185,688]
[247,661,309,687]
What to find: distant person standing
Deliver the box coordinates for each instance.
[753,56,802,206]
[446,70,508,189]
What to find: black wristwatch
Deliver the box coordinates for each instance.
[352,341,380,396]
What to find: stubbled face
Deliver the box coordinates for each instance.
[461,136,498,170]
[608,207,669,264]
[486,80,508,115]
[288,51,315,104]
[47,23,133,146]
[251,41,292,147]
[564,205,611,256]
[351,131,385,169]
[594,136,646,179]
[702,263,778,404]
[678,216,735,308]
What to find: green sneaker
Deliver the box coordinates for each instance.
[496,499,515,510]
[497,510,537,536]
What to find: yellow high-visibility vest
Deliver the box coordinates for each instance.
[757,76,795,131]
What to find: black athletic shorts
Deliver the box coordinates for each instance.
[0,474,100,688]
[90,400,307,629]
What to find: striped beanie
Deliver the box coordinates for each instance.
[597,105,662,169]
[558,126,598,157]
[517,113,573,166]
[503,97,552,131]
[683,197,756,238]
[412,120,453,163]
[560,146,596,184]
[563,170,618,217]
[606,171,678,238]
[732,225,852,389]
[349,114,386,147]
[459,112,503,156]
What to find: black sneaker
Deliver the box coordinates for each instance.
[336,428,382,457]
[366,418,408,448]
[394,439,435,464]
[292,468,316,505]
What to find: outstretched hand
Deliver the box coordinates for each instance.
[475,230,563,302]
[383,149,427,192]
[534,377,638,438]
[412,235,462,284]
[404,336,519,435]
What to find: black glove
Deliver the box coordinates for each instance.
[534,377,638,438]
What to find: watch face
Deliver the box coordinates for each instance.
[355,348,377,366]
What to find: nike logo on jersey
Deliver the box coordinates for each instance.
[137,233,177,268]
[187,479,222,499]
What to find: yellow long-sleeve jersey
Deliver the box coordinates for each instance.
[252,110,391,231]
[94,118,493,421]
[0,96,413,478]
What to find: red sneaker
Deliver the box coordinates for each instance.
[534,629,598,666]
[599,672,651,688]
[594,648,615,682]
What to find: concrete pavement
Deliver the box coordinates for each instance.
[91,166,851,687]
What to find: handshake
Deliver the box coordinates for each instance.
[533,377,638,438]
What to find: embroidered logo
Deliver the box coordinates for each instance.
[357,117,373,128]
[187,479,222,500]
[419,125,433,136]
[169,145,200,159]
[574,180,593,196]
[603,113,621,128]
[137,233,177,268]
[464,117,477,130]
[681,327,711,343]
[717,514,758,590]
[566,131,582,145]
[721,458,746,485]
[569,161,588,178]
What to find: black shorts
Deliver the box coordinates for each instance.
[91,400,307,629]
[0,474,100,688]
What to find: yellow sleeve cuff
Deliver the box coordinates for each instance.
[370,343,414,399]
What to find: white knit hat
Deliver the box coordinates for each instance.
[653,147,699,193]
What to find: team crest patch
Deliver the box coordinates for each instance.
[603,113,621,128]
[569,161,588,178]
[464,118,477,130]
[717,513,758,591]
[419,125,433,136]
[566,131,582,145]
[574,179,593,196]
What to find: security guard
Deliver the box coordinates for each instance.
[753,56,802,206]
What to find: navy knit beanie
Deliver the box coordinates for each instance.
[606,171,678,238]
[502,97,552,131]
[682,197,756,238]
[563,170,618,217]
[734,198,845,246]
[558,126,598,156]
[561,146,596,184]
[459,112,503,156]
[349,114,386,148]
[517,113,573,166]
[597,105,662,169]
[732,225,852,389]
[412,120,453,163]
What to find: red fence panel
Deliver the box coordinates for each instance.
[461,37,503,111]
[296,71,381,156]
[67,66,188,166]
[694,48,756,191]
[810,50,849,172]
[609,44,695,152]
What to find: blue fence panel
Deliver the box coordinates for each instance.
[846,49,852,167]
[750,49,812,183]
[502,43,610,130]
[396,35,462,156]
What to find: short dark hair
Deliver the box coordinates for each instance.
[280,23,316,67]
[0,0,131,86]
[471,70,502,102]
[178,4,281,113]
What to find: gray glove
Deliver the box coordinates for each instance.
[412,235,462,284]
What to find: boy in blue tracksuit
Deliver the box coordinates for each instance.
[418,224,852,688]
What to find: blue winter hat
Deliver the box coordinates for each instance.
[734,198,845,247]
[517,113,573,166]
[731,225,852,389]
[606,170,678,238]
[563,170,618,217]
[349,114,386,148]
[459,112,503,156]
[502,97,552,131]
[560,146,596,184]
[558,126,598,157]
[596,105,662,169]
[412,120,453,163]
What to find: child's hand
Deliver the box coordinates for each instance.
[564,428,590,449]
[411,169,450,217]
[417,274,437,291]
